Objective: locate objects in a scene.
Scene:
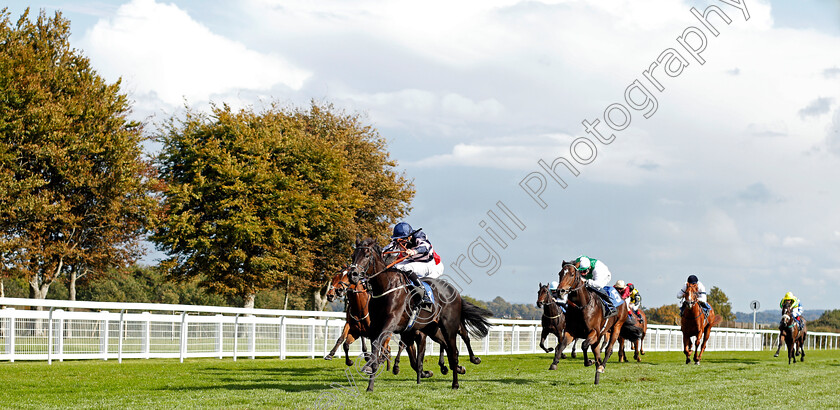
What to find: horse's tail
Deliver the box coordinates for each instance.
[461,300,493,339]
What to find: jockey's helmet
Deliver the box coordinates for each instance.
[577,256,591,272]
[784,291,795,300]
[627,283,635,291]
[391,222,412,239]
[549,281,559,291]
[687,274,698,284]
[614,280,626,289]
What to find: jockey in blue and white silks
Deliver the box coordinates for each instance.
[383,222,443,305]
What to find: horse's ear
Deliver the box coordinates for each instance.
[539,282,543,287]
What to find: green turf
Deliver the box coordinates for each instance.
[1,349,838,409]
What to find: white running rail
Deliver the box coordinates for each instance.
[0,297,836,363]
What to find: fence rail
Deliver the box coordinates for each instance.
[0,297,837,363]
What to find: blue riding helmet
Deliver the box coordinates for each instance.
[391,222,413,239]
[687,275,698,284]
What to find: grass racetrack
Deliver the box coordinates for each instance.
[1,350,839,409]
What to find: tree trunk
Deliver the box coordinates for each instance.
[69,269,77,301]
[0,279,4,298]
[243,292,256,309]
[283,277,290,310]
[29,275,52,301]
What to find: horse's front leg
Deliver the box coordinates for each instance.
[549,331,564,370]
[581,338,594,366]
[326,322,350,361]
[683,334,693,364]
[598,320,622,375]
[695,326,710,365]
[539,328,554,353]
[774,331,783,357]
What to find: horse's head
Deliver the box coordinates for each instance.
[683,282,699,309]
[326,269,350,302]
[536,283,552,308]
[348,238,382,285]
[555,262,580,304]
[780,299,794,327]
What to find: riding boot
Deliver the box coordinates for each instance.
[405,271,432,307]
[590,286,616,317]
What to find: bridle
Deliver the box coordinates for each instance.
[555,264,586,302]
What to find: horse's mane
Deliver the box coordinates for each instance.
[358,238,383,257]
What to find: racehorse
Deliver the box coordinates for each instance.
[555,262,628,385]
[680,283,722,365]
[536,283,577,370]
[616,309,647,363]
[348,238,492,391]
[779,299,806,364]
[324,269,388,368]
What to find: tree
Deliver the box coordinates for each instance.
[809,309,840,333]
[153,102,413,308]
[707,286,735,321]
[647,304,681,325]
[0,8,159,302]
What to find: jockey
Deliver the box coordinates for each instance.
[677,274,710,314]
[574,255,615,316]
[780,292,804,328]
[614,280,643,322]
[549,281,562,304]
[383,222,443,306]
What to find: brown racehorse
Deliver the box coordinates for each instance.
[324,269,388,368]
[555,262,628,385]
[349,238,492,391]
[779,300,806,364]
[536,283,577,370]
[617,309,647,363]
[680,283,722,365]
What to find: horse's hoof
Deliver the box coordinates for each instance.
[560,354,567,359]
[549,364,557,370]
[571,353,577,358]
[324,354,333,360]
[440,366,449,375]
[773,353,779,357]
[457,366,466,375]
[393,366,400,375]
[546,348,554,353]
[422,371,434,378]
[694,361,700,365]
[345,359,354,367]
[685,360,690,365]
[584,360,595,367]
[452,382,459,390]
[597,365,605,373]
[471,357,481,365]
[364,356,371,362]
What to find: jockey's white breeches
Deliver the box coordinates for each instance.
[395,260,443,279]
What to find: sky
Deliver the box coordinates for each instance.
[6,0,840,311]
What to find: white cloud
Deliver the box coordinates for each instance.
[782,236,807,247]
[81,0,310,106]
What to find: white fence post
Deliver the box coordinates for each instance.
[56,309,64,362]
[118,310,125,364]
[279,316,286,360]
[143,312,151,360]
[47,307,55,365]
[233,314,240,362]
[216,314,224,359]
[249,319,256,360]
[179,312,187,363]
[8,309,15,363]
[101,311,110,361]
